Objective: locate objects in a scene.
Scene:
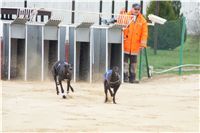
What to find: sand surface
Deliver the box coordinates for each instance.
[1,74,199,132]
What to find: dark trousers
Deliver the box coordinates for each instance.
[124,54,137,80]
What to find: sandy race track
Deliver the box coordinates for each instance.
[1,74,199,132]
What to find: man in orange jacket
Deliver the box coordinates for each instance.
[118,3,148,83]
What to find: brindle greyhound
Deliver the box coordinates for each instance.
[104,66,121,104]
[52,60,74,99]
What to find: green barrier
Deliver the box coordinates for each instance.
[138,49,143,80]
[179,16,186,75]
[138,48,151,81]
[148,17,186,50]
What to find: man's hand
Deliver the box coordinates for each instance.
[140,46,145,50]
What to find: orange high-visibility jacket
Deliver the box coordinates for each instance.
[117,12,148,55]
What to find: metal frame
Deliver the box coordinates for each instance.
[121,29,124,83]
[7,19,27,80]
[25,24,28,81]
[107,24,124,82]
[105,28,109,73]
[90,25,123,83]
[4,20,124,82]
[8,24,11,80]
[73,27,77,82]
[41,25,44,81]
[72,22,94,83]
[3,18,64,81]
[57,27,60,61]
[89,28,93,83]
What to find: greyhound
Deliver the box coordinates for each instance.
[52,60,74,99]
[104,66,121,104]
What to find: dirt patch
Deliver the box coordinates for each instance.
[1,74,199,132]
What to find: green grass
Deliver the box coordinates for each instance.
[140,35,200,76]
[181,35,200,64]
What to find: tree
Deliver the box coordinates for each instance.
[172,0,182,19]
[146,0,187,50]
[146,1,178,21]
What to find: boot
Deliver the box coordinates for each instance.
[129,73,139,84]
[124,72,129,83]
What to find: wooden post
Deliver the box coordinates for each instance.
[138,0,151,79]
[125,0,128,12]
[111,0,115,18]
[144,48,151,78]
[153,1,159,55]
[24,0,27,8]
[99,0,103,25]
[41,15,44,22]
[140,0,143,14]
[71,0,75,24]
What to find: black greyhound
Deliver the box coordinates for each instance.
[52,60,74,99]
[104,66,121,104]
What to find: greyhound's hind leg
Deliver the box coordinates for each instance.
[54,76,59,95]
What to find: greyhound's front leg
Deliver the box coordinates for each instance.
[59,80,66,99]
[68,80,74,93]
[54,76,59,95]
[113,86,119,104]
[104,81,108,103]
[67,80,70,94]
[108,88,113,97]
